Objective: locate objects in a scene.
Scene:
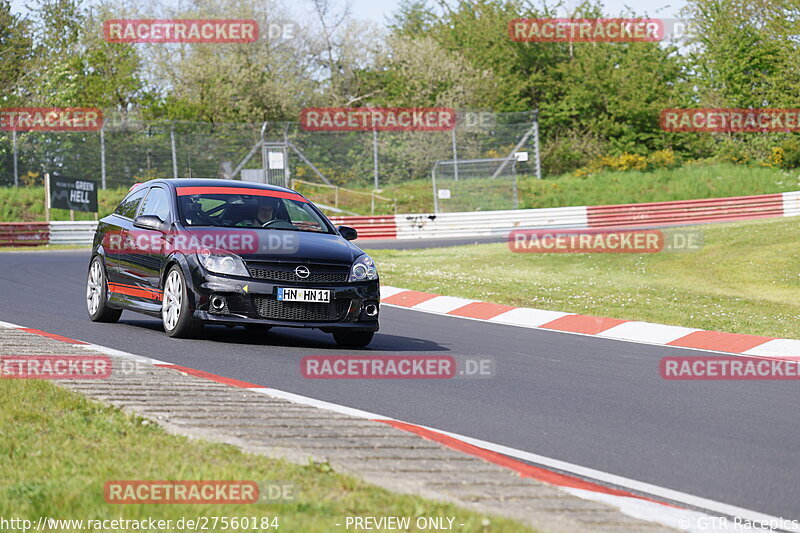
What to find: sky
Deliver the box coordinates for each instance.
[10,0,687,22]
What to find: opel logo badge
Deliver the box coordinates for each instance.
[295,265,310,279]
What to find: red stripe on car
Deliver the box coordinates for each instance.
[175,186,308,203]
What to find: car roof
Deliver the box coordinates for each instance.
[139,178,298,194]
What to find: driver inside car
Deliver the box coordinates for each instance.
[236,199,279,227]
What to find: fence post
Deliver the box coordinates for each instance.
[12,129,18,187]
[44,172,50,222]
[371,192,375,215]
[283,124,291,187]
[431,165,439,215]
[372,128,379,190]
[533,109,541,180]
[100,123,107,190]
[451,127,459,182]
[260,122,268,184]
[512,160,519,208]
[170,125,178,179]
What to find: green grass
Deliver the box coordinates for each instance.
[0,244,90,252]
[0,379,533,533]
[300,162,800,215]
[366,217,800,339]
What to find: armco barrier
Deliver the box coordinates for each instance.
[587,194,786,228]
[376,190,800,239]
[394,206,588,239]
[3,190,799,247]
[328,215,397,239]
[0,223,50,246]
[49,221,98,245]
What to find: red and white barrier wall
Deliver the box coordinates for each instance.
[0,191,798,246]
[339,191,800,240]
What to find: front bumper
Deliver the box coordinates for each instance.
[189,269,380,331]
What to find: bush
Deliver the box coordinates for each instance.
[541,132,605,176]
[573,149,679,177]
[646,149,680,170]
[778,139,800,169]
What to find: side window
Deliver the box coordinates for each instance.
[138,187,171,222]
[114,188,148,219]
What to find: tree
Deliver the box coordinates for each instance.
[0,0,32,106]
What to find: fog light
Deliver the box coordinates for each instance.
[364,303,378,317]
[210,295,228,314]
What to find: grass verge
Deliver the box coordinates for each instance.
[366,217,800,339]
[0,378,534,533]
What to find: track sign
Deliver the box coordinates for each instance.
[438,189,451,199]
[50,177,98,212]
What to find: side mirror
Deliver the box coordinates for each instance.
[134,215,168,233]
[338,225,358,241]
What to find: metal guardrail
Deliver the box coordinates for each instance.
[0,223,49,246]
[587,194,787,228]
[1,191,797,246]
[48,221,98,245]
[395,206,588,239]
[329,215,397,239]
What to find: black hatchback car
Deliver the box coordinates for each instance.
[86,179,379,347]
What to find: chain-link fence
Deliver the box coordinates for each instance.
[0,111,540,210]
[432,157,520,213]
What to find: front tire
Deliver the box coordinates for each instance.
[332,330,374,348]
[86,257,122,323]
[162,266,202,338]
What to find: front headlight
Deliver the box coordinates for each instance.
[349,254,378,282]
[196,249,250,277]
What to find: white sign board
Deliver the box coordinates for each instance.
[438,189,451,199]
[268,151,285,170]
[514,151,529,162]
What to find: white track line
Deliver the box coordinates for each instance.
[246,384,798,532]
[4,318,799,531]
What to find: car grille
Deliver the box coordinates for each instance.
[247,262,349,284]
[252,296,351,322]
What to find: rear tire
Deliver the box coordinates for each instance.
[162,266,202,338]
[86,257,122,323]
[332,330,374,348]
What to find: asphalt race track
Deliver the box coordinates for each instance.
[1,250,798,520]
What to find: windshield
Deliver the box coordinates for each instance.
[177,189,333,233]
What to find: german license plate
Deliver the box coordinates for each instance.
[277,288,331,303]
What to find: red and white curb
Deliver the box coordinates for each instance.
[379,286,800,360]
[1,320,796,531]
